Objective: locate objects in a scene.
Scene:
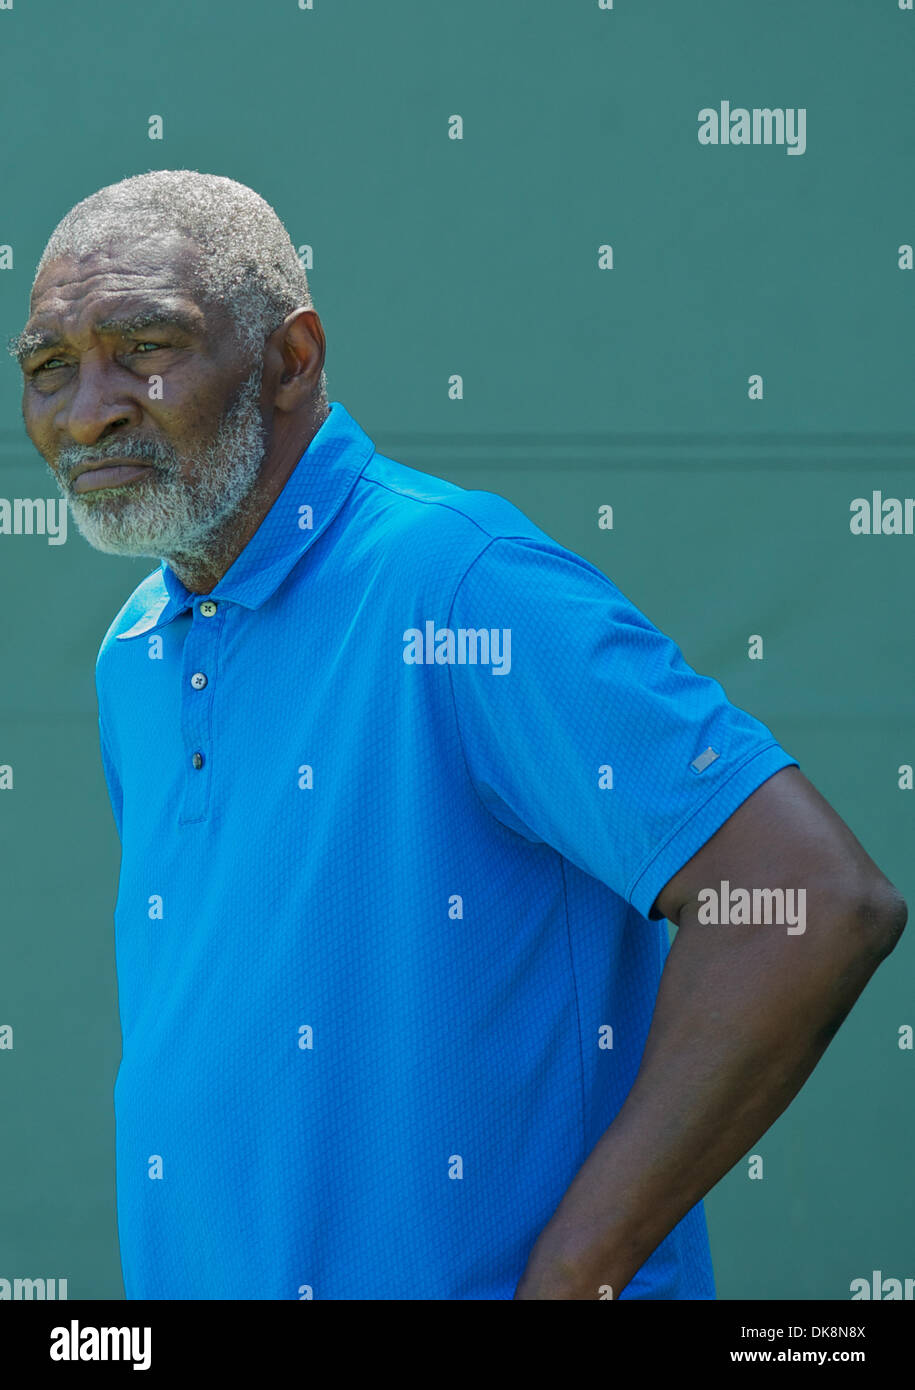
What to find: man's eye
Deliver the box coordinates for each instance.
[29,343,167,375]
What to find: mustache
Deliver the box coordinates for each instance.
[57,436,178,484]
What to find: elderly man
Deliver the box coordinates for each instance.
[9,171,906,1301]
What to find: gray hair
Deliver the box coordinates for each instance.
[26,169,327,411]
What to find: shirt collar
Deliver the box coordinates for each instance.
[117,401,374,640]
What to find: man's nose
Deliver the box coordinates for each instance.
[59,357,143,446]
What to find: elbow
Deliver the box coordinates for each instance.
[850,883,908,960]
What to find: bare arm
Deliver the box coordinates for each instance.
[513,765,907,1299]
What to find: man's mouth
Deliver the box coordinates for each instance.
[70,460,155,494]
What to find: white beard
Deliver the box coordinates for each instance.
[54,362,268,563]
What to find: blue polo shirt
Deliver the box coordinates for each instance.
[95,400,798,1300]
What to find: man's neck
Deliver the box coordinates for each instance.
[165,474,275,594]
[165,408,327,595]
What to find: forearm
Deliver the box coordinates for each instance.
[514,889,904,1299]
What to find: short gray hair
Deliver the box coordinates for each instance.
[30,169,327,410]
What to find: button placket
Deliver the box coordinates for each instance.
[178,599,224,824]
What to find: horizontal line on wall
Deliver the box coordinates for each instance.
[377,432,915,448]
[1,431,913,472]
[375,433,915,471]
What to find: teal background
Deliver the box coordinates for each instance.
[1,0,912,1299]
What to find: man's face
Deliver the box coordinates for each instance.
[18,232,268,560]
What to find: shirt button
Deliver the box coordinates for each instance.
[191,672,208,690]
[200,600,218,617]
[192,751,204,769]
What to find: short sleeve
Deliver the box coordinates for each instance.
[98,714,124,843]
[446,537,799,920]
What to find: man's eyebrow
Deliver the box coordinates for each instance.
[7,308,204,367]
[94,309,203,338]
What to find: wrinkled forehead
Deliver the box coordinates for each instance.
[30,230,214,320]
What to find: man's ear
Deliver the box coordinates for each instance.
[272,308,325,412]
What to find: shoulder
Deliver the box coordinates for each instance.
[357,452,548,547]
[354,451,607,597]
